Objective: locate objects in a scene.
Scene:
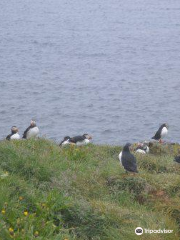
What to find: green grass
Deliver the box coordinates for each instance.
[0,139,180,240]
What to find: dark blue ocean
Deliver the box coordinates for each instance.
[0,0,180,144]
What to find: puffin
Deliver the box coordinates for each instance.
[174,155,180,163]
[135,143,149,154]
[6,126,21,140]
[69,134,92,146]
[152,123,168,143]
[22,120,39,139]
[119,143,138,173]
[59,136,71,146]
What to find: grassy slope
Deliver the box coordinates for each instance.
[0,139,180,240]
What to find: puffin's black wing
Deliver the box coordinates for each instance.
[59,140,64,146]
[174,156,180,163]
[22,126,31,139]
[152,126,162,140]
[69,135,85,143]
[6,134,12,140]
[122,153,138,173]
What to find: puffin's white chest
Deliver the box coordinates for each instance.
[119,151,122,164]
[76,139,90,146]
[145,146,150,153]
[11,133,21,140]
[27,127,39,139]
[161,127,168,138]
[62,140,70,146]
[136,149,146,154]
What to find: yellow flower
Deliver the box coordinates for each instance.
[19,196,23,201]
[9,228,14,233]
[34,231,39,237]
[1,209,6,214]
[24,211,28,216]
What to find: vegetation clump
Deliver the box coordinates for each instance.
[0,139,180,239]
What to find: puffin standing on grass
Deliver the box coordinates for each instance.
[6,126,21,140]
[119,143,138,173]
[152,123,168,143]
[23,120,39,139]
[69,134,92,146]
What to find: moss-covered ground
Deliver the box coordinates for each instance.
[0,139,180,240]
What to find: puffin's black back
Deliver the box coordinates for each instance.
[152,124,165,140]
[69,135,86,143]
[22,125,32,139]
[121,144,138,173]
[6,133,13,140]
